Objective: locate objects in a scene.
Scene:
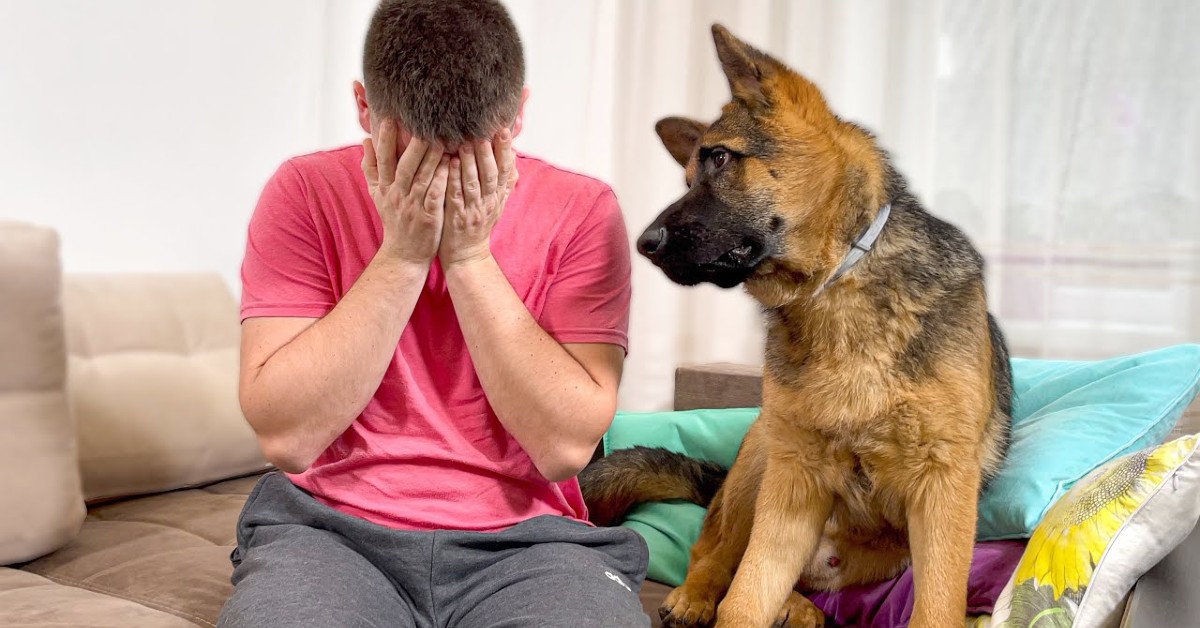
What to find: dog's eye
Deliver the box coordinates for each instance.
[709,148,730,170]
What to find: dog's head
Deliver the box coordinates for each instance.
[638,25,886,305]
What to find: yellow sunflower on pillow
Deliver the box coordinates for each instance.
[1002,434,1197,627]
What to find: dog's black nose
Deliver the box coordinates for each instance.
[637,227,668,256]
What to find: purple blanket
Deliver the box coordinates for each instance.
[804,540,1026,627]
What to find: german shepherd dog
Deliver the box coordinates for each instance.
[580,24,1013,628]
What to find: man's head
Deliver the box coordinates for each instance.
[354,0,527,148]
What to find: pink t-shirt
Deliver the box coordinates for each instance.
[240,144,632,532]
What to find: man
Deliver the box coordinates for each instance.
[217,1,649,626]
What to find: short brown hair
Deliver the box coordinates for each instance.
[362,0,525,145]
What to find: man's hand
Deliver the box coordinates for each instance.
[362,119,450,265]
[439,127,624,481]
[439,129,518,267]
[240,122,452,474]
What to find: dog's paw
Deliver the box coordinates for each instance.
[773,592,824,628]
[660,585,718,627]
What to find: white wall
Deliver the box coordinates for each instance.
[1,1,323,289]
[0,0,618,293]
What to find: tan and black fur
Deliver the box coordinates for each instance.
[579,24,1013,628]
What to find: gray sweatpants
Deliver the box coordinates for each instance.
[217,472,651,628]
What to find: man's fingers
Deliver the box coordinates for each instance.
[474,138,499,196]
[493,128,516,191]
[362,138,379,188]
[459,144,481,204]
[376,120,398,188]
[408,142,445,196]
[424,156,451,214]
[446,157,464,210]
[395,136,432,192]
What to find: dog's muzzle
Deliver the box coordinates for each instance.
[636,222,770,289]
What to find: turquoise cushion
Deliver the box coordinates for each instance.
[602,408,758,586]
[603,344,1200,586]
[983,344,1200,538]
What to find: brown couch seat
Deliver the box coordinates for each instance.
[0,569,196,627]
[8,475,262,627]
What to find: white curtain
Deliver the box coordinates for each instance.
[932,0,1200,361]
[468,0,1199,410]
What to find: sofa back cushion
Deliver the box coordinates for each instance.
[62,273,269,502]
[0,221,86,564]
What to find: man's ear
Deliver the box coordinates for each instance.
[510,86,530,139]
[655,116,708,168]
[353,80,372,134]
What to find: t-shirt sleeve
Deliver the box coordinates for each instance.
[538,188,633,352]
[239,161,336,322]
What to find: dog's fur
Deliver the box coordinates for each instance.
[579,25,1013,628]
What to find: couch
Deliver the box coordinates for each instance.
[1,219,1196,627]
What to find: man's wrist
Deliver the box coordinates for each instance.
[442,250,496,276]
[370,248,431,281]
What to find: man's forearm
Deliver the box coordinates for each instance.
[444,254,616,482]
[241,252,427,471]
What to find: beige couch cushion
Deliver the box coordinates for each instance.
[14,474,262,627]
[62,273,269,502]
[0,568,196,627]
[0,221,86,565]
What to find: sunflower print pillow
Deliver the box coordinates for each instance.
[989,433,1200,628]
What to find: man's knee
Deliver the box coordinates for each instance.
[219,525,415,628]
[513,542,649,616]
[215,589,266,628]
[218,591,402,628]
[528,528,647,581]
[218,564,415,628]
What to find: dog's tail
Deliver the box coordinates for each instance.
[579,446,727,526]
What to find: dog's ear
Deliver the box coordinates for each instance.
[711,24,779,108]
[655,117,708,168]
[712,24,833,121]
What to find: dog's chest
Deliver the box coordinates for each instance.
[770,365,891,436]
[828,443,911,531]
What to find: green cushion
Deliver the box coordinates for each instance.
[602,407,758,586]
[603,344,1200,587]
[602,407,759,466]
[621,502,708,586]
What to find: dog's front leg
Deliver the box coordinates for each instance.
[714,448,832,628]
[661,421,769,627]
[906,461,980,628]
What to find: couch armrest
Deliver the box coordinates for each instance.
[673,363,763,411]
[1172,398,1200,440]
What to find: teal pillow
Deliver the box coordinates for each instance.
[603,344,1200,586]
[983,344,1200,538]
